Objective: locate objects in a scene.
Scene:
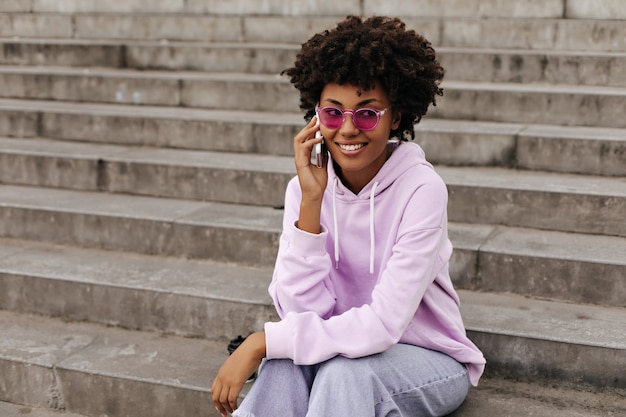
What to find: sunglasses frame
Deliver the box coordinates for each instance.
[315,105,388,131]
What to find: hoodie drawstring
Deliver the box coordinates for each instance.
[332,178,378,275]
[333,178,339,269]
[369,182,378,274]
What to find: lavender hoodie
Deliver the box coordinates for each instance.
[264,141,485,385]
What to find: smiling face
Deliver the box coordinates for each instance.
[319,82,401,194]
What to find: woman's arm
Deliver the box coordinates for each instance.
[211,331,266,416]
[268,179,337,319]
[268,117,338,317]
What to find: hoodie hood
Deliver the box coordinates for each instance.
[327,141,432,200]
[325,141,433,274]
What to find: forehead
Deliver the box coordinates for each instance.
[320,82,388,106]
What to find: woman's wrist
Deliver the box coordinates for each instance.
[247,331,267,360]
[298,199,323,234]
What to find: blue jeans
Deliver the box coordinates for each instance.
[232,344,470,417]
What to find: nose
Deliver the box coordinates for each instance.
[338,111,359,135]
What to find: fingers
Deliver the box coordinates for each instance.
[212,380,239,416]
[211,374,232,416]
[295,116,322,146]
[210,334,267,416]
[228,388,239,415]
[294,117,325,170]
[211,379,227,416]
[219,385,235,415]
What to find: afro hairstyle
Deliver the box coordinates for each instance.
[282,15,445,141]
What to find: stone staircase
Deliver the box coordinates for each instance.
[0,0,625,416]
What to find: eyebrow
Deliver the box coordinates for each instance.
[322,98,383,107]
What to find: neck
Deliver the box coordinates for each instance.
[333,146,391,194]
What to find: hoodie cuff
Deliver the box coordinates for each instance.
[288,221,328,258]
[264,319,294,360]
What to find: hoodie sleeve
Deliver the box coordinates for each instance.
[265,173,450,364]
[268,178,338,319]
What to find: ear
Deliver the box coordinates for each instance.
[391,111,402,130]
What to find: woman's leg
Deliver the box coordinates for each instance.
[306,344,470,417]
[232,359,317,417]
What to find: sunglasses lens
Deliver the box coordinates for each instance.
[318,107,344,129]
[317,107,382,130]
[354,109,379,131]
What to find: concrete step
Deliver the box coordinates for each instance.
[449,224,626,308]
[441,165,626,237]
[0,293,624,416]
[0,310,224,417]
[10,0,355,15]
[0,184,284,267]
[1,100,624,177]
[2,66,626,128]
[0,137,296,207]
[441,48,626,88]
[0,217,624,330]
[0,66,301,111]
[416,121,626,177]
[0,97,301,156]
[2,39,625,87]
[435,81,626,128]
[0,186,624,305]
[5,0,626,20]
[449,377,626,417]
[0,401,87,417]
[0,138,624,236]
[1,13,625,51]
[0,237,278,340]
[436,17,626,52]
[460,291,626,389]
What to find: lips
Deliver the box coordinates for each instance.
[337,143,366,151]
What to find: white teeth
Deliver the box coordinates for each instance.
[339,143,365,151]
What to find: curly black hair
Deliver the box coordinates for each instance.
[282,15,444,141]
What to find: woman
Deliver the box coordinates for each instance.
[211,15,485,417]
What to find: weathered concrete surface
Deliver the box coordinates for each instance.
[440,49,626,87]
[365,0,565,18]
[3,39,625,87]
[440,166,626,237]
[0,97,623,176]
[0,3,624,416]
[450,377,626,416]
[1,15,624,52]
[517,125,626,176]
[32,0,186,13]
[15,0,626,21]
[435,81,626,128]
[0,184,284,266]
[3,68,626,127]
[567,0,626,19]
[0,237,278,339]
[461,291,626,389]
[0,293,624,416]
[0,401,87,417]
[0,14,72,38]
[0,0,32,12]
[0,310,224,417]
[453,226,626,307]
[1,137,625,237]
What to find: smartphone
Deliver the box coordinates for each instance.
[310,130,326,168]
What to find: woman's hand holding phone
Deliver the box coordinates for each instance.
[293,116,328,234]
[310,130,326,168]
